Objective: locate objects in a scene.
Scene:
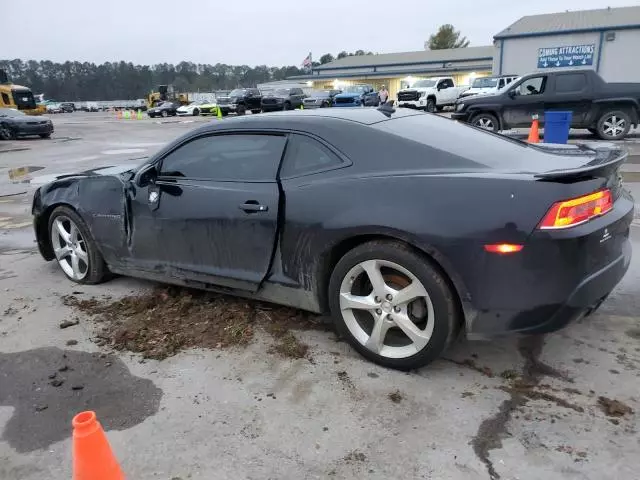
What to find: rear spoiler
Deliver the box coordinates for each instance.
[532,142,627,180]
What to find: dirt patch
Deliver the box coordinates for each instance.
[597,396,634,417]
[500,381,585,413]
[343,450,367,463]
[444,357,494,378]
[388,390,404,403]
[626,328,640,340]
[61,287,330,360]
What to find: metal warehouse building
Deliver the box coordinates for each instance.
[494,6,640,82]
[287,5,640,97]
[289,46,495,100]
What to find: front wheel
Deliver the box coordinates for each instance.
[48,206,109,284]
[161,111,168,118]
[236,105,246,115]
[39,133,52,139]
[193,108,200,116]
[425,99,436,113]
[0,123,16,140]
[328,241,460,370]
[596,110,631,140]
[251,109,261,114]
[471,113,500,132]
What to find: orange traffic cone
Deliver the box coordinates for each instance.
[72,411,124,480]
[527,117,540,143]
[116,110,122,120]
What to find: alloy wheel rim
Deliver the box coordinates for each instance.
[51,216,89,280]
[603,115,626,137]
[339,259,435,359]
[475,117,494,130]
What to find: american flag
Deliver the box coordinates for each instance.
[301,53,312,69]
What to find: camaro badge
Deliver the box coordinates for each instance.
[600,228,612,244]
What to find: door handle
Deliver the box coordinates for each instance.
[239,201,268,213]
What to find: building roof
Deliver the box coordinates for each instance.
[314,46,494,70]
[495,6,640,39]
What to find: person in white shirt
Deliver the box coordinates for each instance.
[378,86,389,105]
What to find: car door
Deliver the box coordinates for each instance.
[502,75,548,128]
[291,88,305,107]
[441,78,457,104]
[545,72,590,126]
[249,89,262,109]
[128,132,287,292]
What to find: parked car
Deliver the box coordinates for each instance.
[226,88,262,115]
[147,102,180,118]
[302,90,342,109]
[197,100,220,116]
[31,107,634,370]
[60,102,76,113]
[261,87,306,112]
[397,77,469,112]
[452,69,640,140]
[46,103,63,114]
[333,85,379,107]
[177,101,205,116]
[0,107,53,139]
[458,75,519,99]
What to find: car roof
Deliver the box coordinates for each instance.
[197,108,422,130]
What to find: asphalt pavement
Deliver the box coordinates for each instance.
[1,112,639,480]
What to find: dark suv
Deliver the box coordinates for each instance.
[261,87,306,112]
[226,88,262,115]
[60,102,76,113]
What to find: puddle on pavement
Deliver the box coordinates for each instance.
[6,166,45,184]
[0,347,162,453]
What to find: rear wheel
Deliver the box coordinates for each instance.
[0,123,16,140]
[236,104,246,115]
[193,108,200,116]
[251,109,261,114]
[328,241,460,370]
[471,113,499,132]
[161,110,168,118]
[596,110,631,140]
[48,206,108,284]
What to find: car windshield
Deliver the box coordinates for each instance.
[0,108,24,117]
[312,91,330,97]
[412,80,436,88]
[229,89,245,96]
[274,89,290,95]
[472,78,499,88]
[345,86,367,93]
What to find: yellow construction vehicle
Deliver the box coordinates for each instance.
[146,85,189,108]
[0,69,46,115]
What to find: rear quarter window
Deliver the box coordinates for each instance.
[371,114,536,171]
[554,73,587,93]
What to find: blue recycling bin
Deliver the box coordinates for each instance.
[544,111,573,144]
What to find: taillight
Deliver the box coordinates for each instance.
[538,189,613,230]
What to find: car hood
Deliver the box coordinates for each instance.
[263,95,285,100]
[2,116,51,124]
[335,92,362,99]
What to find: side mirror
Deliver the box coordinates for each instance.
[134,164,157,187]
[508,89,516,98]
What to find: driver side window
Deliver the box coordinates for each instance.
[515,77,547,96]
[159,134,287,182]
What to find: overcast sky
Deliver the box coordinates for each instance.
[5,1,635,66]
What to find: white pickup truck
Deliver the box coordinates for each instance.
[396,77,468,112]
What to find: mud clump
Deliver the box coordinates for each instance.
[388,390,404,403]
[598,396,634,417]
[343,450,367,463]
[61,288,330,360]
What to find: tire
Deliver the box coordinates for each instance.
[39,133,52,139]
[193,108,200,116]
[596,109,631,140]
[161,110,168,118]
[251,109,261,114]
[426,98,436,113]
[320,101,328,108]
[48,206,109,284]
[283,102,291,111]
[0,123,16,140]
[236,104,246,115]
[471,113,500,133]
[328,240,461,370]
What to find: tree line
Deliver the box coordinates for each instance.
[0,25,468,101]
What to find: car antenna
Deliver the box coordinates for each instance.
[376,102,396,117]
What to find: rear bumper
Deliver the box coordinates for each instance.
[466,195,634,337]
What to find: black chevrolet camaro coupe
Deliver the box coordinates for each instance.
[32,108,634,369]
